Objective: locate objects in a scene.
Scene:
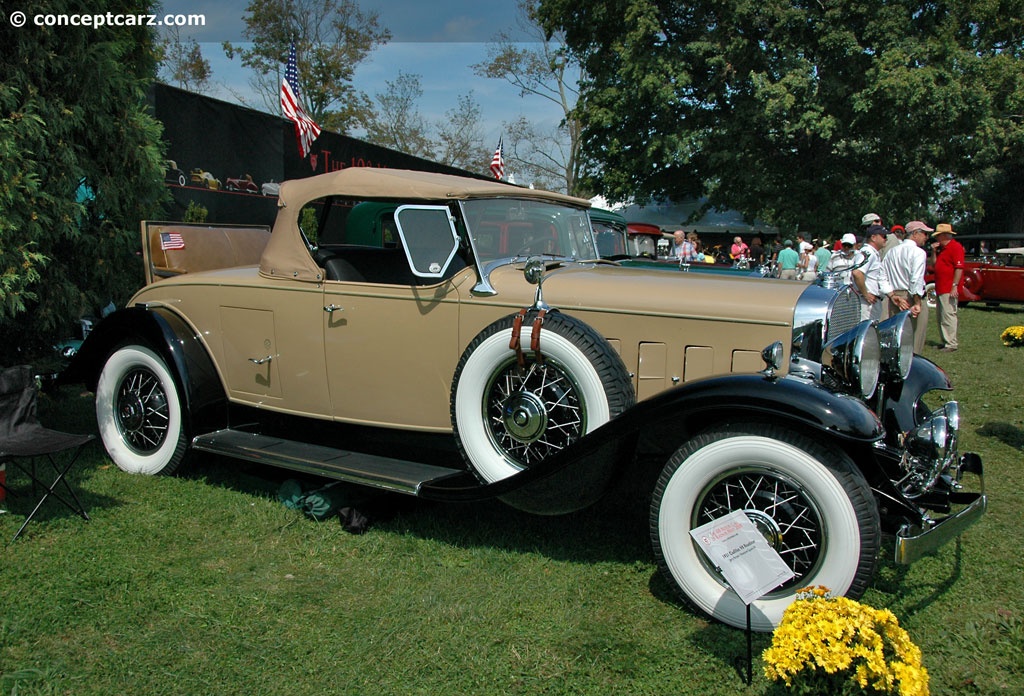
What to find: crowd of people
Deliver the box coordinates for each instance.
[670,212,966,354]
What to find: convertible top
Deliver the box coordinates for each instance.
[277,168,591,209]
[260,168,591,283]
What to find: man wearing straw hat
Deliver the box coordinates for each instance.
[930,223,965,352]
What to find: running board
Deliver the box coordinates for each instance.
[192,428,466,496]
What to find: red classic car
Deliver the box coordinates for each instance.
[926,247,1024,307]
[225,174,260,194]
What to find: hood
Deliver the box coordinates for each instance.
[486,262,804,327]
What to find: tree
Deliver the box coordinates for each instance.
[223,0,390,134]
[536,0,1024,235]
[158,27,212,92]
[473,0,586,195]
[435,92,487,173]
[0,0,167,364]
[361,72,435,159]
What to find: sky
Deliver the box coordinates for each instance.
[162,0,565,148]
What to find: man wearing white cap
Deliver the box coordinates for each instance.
[883,221,932,353]
[826,233,861,286]
[852,225,892,322]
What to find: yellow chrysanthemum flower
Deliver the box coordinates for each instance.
[1002,326,1024,346]
[763,590,929,695]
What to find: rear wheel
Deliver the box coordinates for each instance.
[96,345,188,475]
[650,424,879,631]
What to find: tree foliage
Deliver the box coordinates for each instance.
[0,0,167,364]
[435,92,487,173]
[158,27,212,92]
[223,0,390,134]
[362,72,435,159]
[536,0,1024,235]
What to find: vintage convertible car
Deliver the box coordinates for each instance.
[925,247,1024,308]
[189,168,221,190]
[61,168,985,631]
[225,174,260,194]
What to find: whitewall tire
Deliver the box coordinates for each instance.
[96,345,189,475]
[651,424,879,631]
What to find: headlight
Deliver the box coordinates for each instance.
[822,320,881,399]
[876,311,914,381]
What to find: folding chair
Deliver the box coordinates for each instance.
[0,365,94,542]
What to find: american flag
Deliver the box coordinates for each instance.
[489,138,505,180]
[281,42,321,158]
[160,232,185,250]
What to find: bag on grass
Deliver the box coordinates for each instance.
[278,479,348,521]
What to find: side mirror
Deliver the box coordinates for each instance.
[523,256,550,310]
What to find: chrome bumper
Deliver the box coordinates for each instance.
[894,452,986,565]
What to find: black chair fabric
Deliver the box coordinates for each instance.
[0,365,94,542]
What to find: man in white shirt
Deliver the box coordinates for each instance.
[852,225,892,322]
[883,220,932,353]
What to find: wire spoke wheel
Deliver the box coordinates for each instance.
[485,357,585,468]
[115,367,170,454]
[694,468,824,592]
[452,311,634,484]
[96,345,188,475]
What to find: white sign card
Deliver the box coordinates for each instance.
[689,510,796,605]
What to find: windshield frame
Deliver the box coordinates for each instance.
[459,197,597,296]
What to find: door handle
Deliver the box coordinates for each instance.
[248,355,273,365]
[324,304,344,313]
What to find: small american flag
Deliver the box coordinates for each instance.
[160,232,185,250]
[281,42,321,158]
[490,137,505,180]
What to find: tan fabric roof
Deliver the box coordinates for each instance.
[277,168,591,209]
[260,168,590,283]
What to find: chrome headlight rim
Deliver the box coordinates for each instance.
[905,400,960,472]
[823,320,881,400]
[877,311,914,381]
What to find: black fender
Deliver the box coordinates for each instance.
[875,355,952,436]
[59,305,228,436]
[421,372,884,514]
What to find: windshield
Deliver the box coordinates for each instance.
[462,198,598,265]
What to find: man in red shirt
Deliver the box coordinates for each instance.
[931,223,965,352]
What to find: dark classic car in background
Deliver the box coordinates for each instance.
[62,168,985,632]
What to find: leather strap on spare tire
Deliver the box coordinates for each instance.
[451,309,636,484]
[509,307,547,367]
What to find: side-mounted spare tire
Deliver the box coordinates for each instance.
[95,344,189,475]
[451,311,635,483]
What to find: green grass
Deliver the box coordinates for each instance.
[2,305,1023,695]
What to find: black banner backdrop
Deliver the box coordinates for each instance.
[149,83,487,227]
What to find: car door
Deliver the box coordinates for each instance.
[322,205,466,431]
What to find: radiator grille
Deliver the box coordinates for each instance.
[825,286,861,344]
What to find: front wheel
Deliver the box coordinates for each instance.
[95,344,189,475]
[925,282,937,309]
[650,424,879,631]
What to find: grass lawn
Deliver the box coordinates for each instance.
[2,304,1022,695]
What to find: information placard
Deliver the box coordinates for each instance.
[690,510,796,605]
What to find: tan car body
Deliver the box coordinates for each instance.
[134,169,804,432]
